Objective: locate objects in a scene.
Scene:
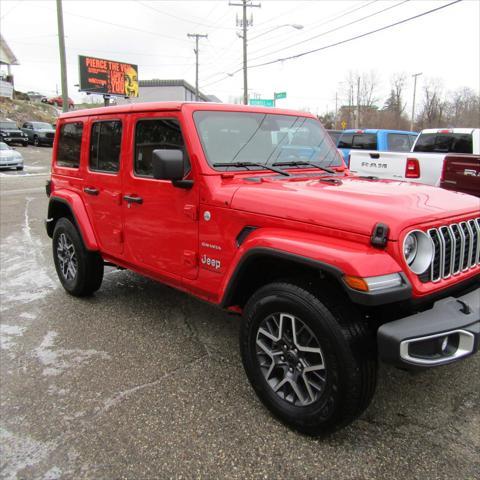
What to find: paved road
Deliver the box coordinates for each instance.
[1,147,479,479]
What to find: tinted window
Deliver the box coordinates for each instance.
[89,121,122,173]
[337,133,353,148]
[409,135,418,148]
[57,122,83,168]
[413,133,473,154]
[387,133,411,152]
[134,119,186,177]
[351,133,377,150]
[194,111,342,169]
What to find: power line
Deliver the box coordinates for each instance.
[249,0,408,63]
[137,1,236,30]
[201,0,463,88]
[200,0,380,85]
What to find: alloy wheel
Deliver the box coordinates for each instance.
[256,313,326,407]
[56,232,78,280]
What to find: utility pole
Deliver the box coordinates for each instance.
[411,72,422,131]
[56,0,69,113]
[334,92,338,130]
[187,33,208,101]
[229,0,261,105]
[355,76,360,129]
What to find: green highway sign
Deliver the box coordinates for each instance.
[249,98,275,107]
[274,91,287,100]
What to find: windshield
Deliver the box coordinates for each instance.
[32,122,53,129]
[0,122,17,129]
[0,142,11,150]
[193,111,342,170]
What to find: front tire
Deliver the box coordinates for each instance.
[33,136,39,146]
[240,282,377,436]
[52,218,104,296]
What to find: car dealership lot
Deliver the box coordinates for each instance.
[0,148,479,479]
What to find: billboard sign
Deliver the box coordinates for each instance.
[78,55,139,97]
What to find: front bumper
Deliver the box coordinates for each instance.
[2,136,27,144]
[378,288,479,368]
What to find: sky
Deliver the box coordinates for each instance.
[1,0,479,114]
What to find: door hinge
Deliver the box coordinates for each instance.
[183,204,198,221]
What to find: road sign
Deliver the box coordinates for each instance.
[249,98,275,107]
[341,120,347,129]
[274,91,287,100]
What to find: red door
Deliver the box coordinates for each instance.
[82,115,124,256]
[122,113,198,280]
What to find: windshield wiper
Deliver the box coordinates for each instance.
[213,162,290,176]
[272,161,335,174]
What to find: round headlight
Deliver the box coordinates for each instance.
[403,230,434,274]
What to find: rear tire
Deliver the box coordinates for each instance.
[52,218,104,296]
[16,166,23,171]
[33,136,39,146]
[240,282,377,436]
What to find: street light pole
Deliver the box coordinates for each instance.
[411,72,422,131]
[56,0,69,113]
[187,33,208,101]
[229,0,261,105]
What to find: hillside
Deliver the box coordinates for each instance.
[0,97,58,125]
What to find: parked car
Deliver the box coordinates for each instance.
[337,129,418,165]
[0,120,28,146]
[21,121,55,146]
[349,128,480,187]
[45,102,479,436]
[326,129,342,145]
[440,154,480,197]
[42,95,74,109]
[0,142,24,170]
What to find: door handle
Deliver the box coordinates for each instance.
[123,194,143,204]
[83,187,99,195]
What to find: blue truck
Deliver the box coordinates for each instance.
[336,129,418,165]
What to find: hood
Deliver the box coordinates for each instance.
[230,176,480,238]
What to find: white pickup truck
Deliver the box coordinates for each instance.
[348,128,480,187]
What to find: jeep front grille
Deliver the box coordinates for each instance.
[422,218,480,282]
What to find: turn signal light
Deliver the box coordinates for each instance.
[405,158,420,178]
[343,275,369,292]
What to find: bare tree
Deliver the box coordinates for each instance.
[416,79,447,129]
[445,87,480,127]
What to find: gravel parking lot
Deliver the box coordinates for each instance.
[1,146,479,479]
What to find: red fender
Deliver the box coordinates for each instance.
[49,189,99,250]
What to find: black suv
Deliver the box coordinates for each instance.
[0,120,28,146]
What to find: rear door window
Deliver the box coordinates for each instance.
[57,122,83,168]
[351,133,377,150]
[387,133,411,152]
[89,120,122,173]
[413,133,473,153]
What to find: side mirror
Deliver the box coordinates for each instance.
[152,149,193,189]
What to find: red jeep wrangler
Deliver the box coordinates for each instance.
[46,102,479,435]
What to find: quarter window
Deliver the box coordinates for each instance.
[89,121,122,173]
[57,122,83,168]
[134,119,187,177]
